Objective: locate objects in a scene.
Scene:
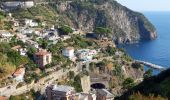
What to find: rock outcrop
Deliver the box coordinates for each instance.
[56,0,157,43]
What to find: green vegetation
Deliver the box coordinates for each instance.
[106,45,116,56]
[94,27,112,38]
[0,11,5,20]
[9,89,41,100]
[4,21,13,30]
[129,92,167,100]
[59,25,73,35]
[67,75,83,92]
[123,77,135,89]
[66,35,94,48]
[144,69,153,79]
[119,68,170,99]
[13,4,57,25]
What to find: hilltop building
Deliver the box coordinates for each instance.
[34,49,52,68]
[1,1,34,11]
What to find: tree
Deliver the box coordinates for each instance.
[144,69,153,79]
[106,45,116,55]
[123,77,135,89]
[68,71,75,79]
[59,25,73,35]
[94,27,111,39]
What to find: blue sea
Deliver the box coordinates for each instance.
[122,12,170,72]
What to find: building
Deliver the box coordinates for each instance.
[62,47,75,59]
[76,49,97,63]
[11,45,27,56]
[34,49,52,67]
[23,1,34,8]
[12,67,25,82]
[26,40,39,48]
[25,19,38,27]
[75,93,96,100]
[2,1,34,11]
[46,85,75,100]
[96,89,114,100]
[0,96,8,100]
[0,30,13,42]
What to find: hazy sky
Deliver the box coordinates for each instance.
[117,0,170,11]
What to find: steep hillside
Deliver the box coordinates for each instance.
[12,0,157,43]
[117,68,170,100]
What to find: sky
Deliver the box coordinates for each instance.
[117,0,170,11]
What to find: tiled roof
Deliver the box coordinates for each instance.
[13,67,25,77]
[0,96,7,100]
[35,49,51,56]
[11,45,21,50]
[65,47,74,50]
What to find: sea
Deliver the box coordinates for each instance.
[120,12,170,73]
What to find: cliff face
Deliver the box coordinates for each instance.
[12,0,157,43]
[56,0,157,43]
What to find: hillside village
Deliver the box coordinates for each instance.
[0,0,162,100]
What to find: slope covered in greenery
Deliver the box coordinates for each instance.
[117,68,170,100]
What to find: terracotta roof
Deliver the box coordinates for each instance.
[65,47,74,50]
[35,49,51,56]
[0,96,7,100]
[13,67,25,77]
[11,45,21,50]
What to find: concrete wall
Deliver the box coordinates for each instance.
[81,75,90,93]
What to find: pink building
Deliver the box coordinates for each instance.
[46,85,75,100]
[34,49,52,68]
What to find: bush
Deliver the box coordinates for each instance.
[123,77,135,89]
[59,25,73,35]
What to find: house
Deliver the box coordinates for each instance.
[26,40,39,48]
[76,49,97,63]
[0,30,13,42]
[25,19,38,27]
[23,1,34,8]
[34,49,52,68]
[2,1,34,11]
[11,45,27,56]
[46,85,75,100]
[2,1,22,11]
[12,67,25,82]
[60,35,71,41]
[96,89,114,100]
[21,28,34,34]
[62,47,75,59]
[75,93,96,100]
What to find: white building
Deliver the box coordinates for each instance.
[62,47,75,59]
[75,93,96,100]
[11,45,27,56]
[76,49,97,62]
[0,30,13,42]
[13,67,25,82]
[96,89,114,100]
[2,1,34,11]
[25,19,38,27]
[23,1,34,8]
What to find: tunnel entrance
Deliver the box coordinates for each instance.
[91,83,105,89]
